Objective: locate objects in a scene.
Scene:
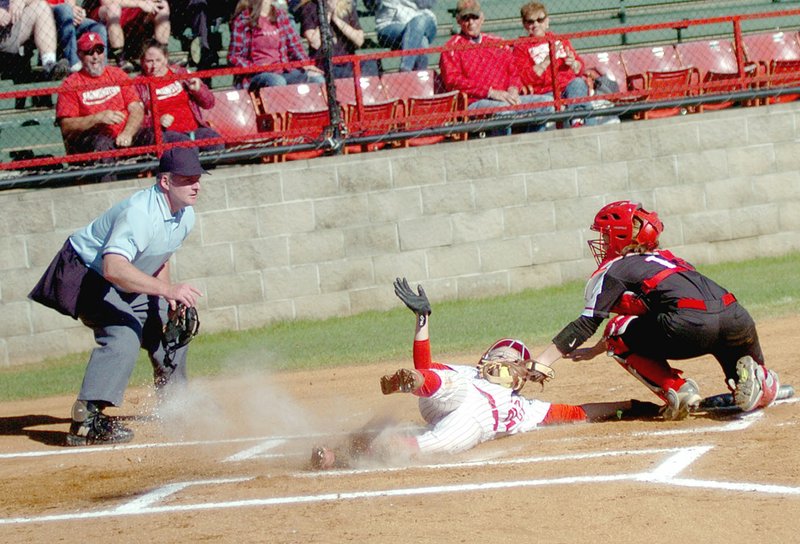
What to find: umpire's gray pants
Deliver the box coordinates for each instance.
[77,286,189,407]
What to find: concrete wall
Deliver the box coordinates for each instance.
[3,102,800,366]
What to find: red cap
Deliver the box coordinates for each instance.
[77,32,104,53]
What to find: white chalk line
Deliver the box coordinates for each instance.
[3,444,800,526]
[291,446,691,478]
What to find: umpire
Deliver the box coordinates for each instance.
[29,147,205,446]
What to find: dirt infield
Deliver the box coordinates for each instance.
[1,315,798,544]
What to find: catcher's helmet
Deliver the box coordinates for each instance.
[477,338,532,393]
[588,200,663,266]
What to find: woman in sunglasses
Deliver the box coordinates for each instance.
[513,2,593,127]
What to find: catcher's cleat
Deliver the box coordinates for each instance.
[661,378,702,421]
[310,446,337,470]
[731,356,780,412]
[65,401,134,447]
[380,368,423,395]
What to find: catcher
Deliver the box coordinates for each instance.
[530,200,780,421]
[311,278,659,469]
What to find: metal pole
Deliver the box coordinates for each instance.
[317,0,344,154]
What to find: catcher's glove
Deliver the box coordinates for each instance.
[478,358,554,393]
[393,277,431,316]
[163,303,200,350]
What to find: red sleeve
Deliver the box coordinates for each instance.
[541,403,588,425]
[413,339,450,371]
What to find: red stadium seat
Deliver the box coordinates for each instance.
[676,39,756,111]
[280,109,331,161]
[259,83,328,114]
[741,31,800,65]
[201,89,260,143]
[381,70,438,101]
[334,76,388,106]
[582,50,626,91]
[631,69,698,119]
[741,32,800,104]
[676,39,739,76]
[397,90,466,147]
[765,59,800,104]
[256,83,328,133]
[343,99,402,153]
[621,45,684,92]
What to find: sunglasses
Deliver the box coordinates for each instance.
[523,15,548,25]
[458,14,480,21]
[82,45,106,56]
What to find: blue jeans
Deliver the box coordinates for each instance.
[53,4,108,68]
[545,77,603,126]
[469,94,554,134]
[376,13,437,72]
[248,68,326,92]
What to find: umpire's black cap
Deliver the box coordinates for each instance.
[158,147,207,176]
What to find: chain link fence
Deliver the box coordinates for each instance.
[1,0,799,188]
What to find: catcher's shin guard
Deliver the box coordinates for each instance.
[605,315,686,402]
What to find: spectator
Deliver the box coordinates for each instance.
[169,0,237,70]
[1,0,70,79]
[439,0,552,133]
[137,39,223,152]
[297,0,379,79]
[29,146,205,446]
[83,0,170,72]
[374,0,436,72]
[48,0,107,73]
[513,1,593,127]
[56,31,147,179]
[227,0,325,91]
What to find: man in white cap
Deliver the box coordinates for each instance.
[29,147,206,446]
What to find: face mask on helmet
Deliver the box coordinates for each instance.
[588,200,663,266]
[477,338,533,393]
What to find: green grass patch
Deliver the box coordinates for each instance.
[3,252,799,402]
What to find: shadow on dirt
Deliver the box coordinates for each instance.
[0,414,71,446]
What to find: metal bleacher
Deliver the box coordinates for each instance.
[2,0,800,169]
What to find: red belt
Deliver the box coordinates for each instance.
[677,292,736,310]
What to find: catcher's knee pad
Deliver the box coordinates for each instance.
[604,314,637,356]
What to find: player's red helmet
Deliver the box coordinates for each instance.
[588,200,663,266]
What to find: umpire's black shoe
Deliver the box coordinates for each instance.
[65,401,134,447]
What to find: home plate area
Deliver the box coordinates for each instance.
[1,394,798,529]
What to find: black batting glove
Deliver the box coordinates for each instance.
[393,277,431,316]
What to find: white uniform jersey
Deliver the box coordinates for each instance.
[415,365,552,454]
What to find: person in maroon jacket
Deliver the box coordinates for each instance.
[530,200,781,420]
[137,39,223,152]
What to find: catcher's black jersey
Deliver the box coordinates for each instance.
[583,250,729,319]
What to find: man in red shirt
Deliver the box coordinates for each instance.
[56,31,147,179]
[439,0,553,134]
